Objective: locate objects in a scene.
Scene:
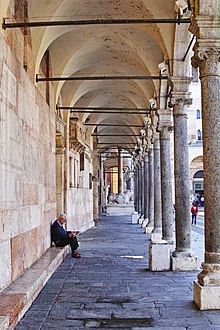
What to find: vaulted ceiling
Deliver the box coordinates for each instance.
[3,0,187,152]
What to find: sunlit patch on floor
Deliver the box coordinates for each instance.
[120,255,144,259]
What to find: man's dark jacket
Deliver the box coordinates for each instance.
[51,220,70,243]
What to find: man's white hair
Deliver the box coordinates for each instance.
[58,213,67,220]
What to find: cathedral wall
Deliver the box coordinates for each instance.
[0,0,95,293]
[0,16,56,290]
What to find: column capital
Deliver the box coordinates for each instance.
[169,96,192,118]
[192,46,220,77]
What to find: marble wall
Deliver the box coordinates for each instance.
[0,11,94,292]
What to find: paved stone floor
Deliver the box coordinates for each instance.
[16,214,220,330]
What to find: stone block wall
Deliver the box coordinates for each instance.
[0,17,56,291]
[0,1,95,293]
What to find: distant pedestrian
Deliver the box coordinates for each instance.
[191,204,199,225]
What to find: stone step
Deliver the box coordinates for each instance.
[0,246,69,330]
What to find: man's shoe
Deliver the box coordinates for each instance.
[72,252,81,258]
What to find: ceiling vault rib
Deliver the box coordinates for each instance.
[2,18,191,30]
[36,75,168,82]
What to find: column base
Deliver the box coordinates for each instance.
[141,218,148,228]
[138,215,144,225]
[194,280,220,310]
[150,228,162,242]
[171,251,201,271]
[131,212,140,224]
[145,225,154,234]
[149,241,173,271]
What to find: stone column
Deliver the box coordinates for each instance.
[141,151,149,228]
[190,10,220,308]
[145,144,154,233]
[137,163,141,214]
[151,132,162,241]
[170,79,200,271]
[138,160,142,216]
[132,163,140,224]
[134,164,138,213]
[158,110,174,243]
[92,137,99,225]
[139,156,145,222]
[149,111,174,271]
[118,148,123,194]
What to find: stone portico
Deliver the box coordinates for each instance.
[0,1,220,324]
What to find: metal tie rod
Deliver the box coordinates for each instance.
[84,123,144,127]
[92,134,141,136]
[98,142,136,144]
[57,106,152,111]
[70,110,150,114]
[2,18,191,30]
[37,75,167,82]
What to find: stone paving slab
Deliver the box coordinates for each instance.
[15,215,220,329]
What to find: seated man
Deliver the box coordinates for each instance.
[51,213,81,258]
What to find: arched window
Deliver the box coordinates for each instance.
[197,129,202,140]
[196,109,201,119]
[193,170,204,179]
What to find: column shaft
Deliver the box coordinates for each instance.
[118,149,123,193]
[134,167,138,212]
[146,146,154,230]
[138,163,142,214]
[140,158,145,218]
[160,127,174,242]
[173,98,191,254]
[192,49,220,285]
[152,135,162,237]
[144,152,149,221]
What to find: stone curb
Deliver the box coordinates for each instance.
[0,246,69,330]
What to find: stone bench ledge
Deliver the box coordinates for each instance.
[0,246,70,330]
